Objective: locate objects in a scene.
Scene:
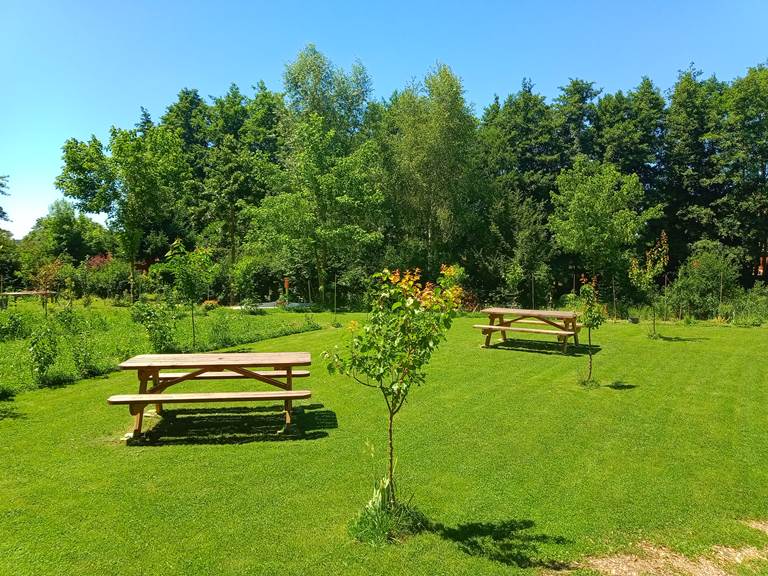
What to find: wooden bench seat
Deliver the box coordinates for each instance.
[473,324,575,336]
[108,390,311,415]
[158,370,310,380]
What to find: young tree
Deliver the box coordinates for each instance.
[578,280,605,382]
[161,240,216,349]
[629,231,669,337]
[325,266,463,506]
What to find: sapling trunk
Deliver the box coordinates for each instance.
[587,327,593,381]
[387,409,396,506]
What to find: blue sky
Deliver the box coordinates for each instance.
[1,0,766,238]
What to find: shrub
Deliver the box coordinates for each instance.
[55,307,85,335]
[666,240,742,319]
[348,477,427,545]
[201,299,219,312]
[131,302,177,353]
[239,298,265,315]
[72,335,101,378]
[731,283,768,326]
[0,311,30,341]
[29,323,58,384]
[86,257,132,298]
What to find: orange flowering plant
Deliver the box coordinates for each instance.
[324,265,463,508]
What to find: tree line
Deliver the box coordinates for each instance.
[3,45,768,312]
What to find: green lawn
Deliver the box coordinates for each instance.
[2,315,768,575]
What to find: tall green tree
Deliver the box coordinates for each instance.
[554,79,601,161]
[283,44,371,151]
[244,115,385,303]
[664,68,727,266]
[380,65,477,273]
[718,64,768,279]
[57,119,192,298]
[0,175,9,221]
[550,156,661,281]
[595,77,666,195]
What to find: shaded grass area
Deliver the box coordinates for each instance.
[1,317,768,574]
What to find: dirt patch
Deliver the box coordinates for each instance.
[550,521,768,576]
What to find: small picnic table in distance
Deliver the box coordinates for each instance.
[109,352,312,437]
[474,307,581,352]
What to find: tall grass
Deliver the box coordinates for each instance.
[0,299,322,396]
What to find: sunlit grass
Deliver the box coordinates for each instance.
[1,316,767,574]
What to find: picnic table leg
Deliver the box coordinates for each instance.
[283,367,293,428]
[483,314,496,347]
[499,317,509,342]
[132,369,149,437]
[572,319,580,346]
[152,369,163,415]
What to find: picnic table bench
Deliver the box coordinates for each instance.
[109,352,311,437]
[474,307,581,352]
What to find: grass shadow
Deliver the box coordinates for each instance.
[0,402,23,421]
[489,339,600,357]
[431,518,571,569]
[0,389,23,421]
[605,381,637,390]
[129,403,337,446]
[657,335,708,343]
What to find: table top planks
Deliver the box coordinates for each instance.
[119,352,311,370]
[481,307,577,319]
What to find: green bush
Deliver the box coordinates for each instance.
[348,477,427,545]
[730,283,768,326]
[666,240,742,319]
[55,307,85,335]
[29,323,58,384]
[0,310,31,341]
[131,302,177,353]
[86,258,133,298]
[72,334,101,378]
[239,298,265,315]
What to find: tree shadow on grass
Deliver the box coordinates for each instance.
[657,335,708,343]
[128,403,337,446]
[431,518,572,569]
[605,381,637,390]
[0,389,23,421]
[489,339,600,357]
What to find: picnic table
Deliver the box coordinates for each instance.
[109,352,312,437]
[474,307,581,352]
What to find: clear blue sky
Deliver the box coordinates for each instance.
[1,0,766,238]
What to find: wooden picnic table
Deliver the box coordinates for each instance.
[110,352,312,437]
[474,307,580,352]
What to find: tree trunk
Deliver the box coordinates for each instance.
[587,327,593,381]
[387,409,396,507]
[612,276,617,320]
